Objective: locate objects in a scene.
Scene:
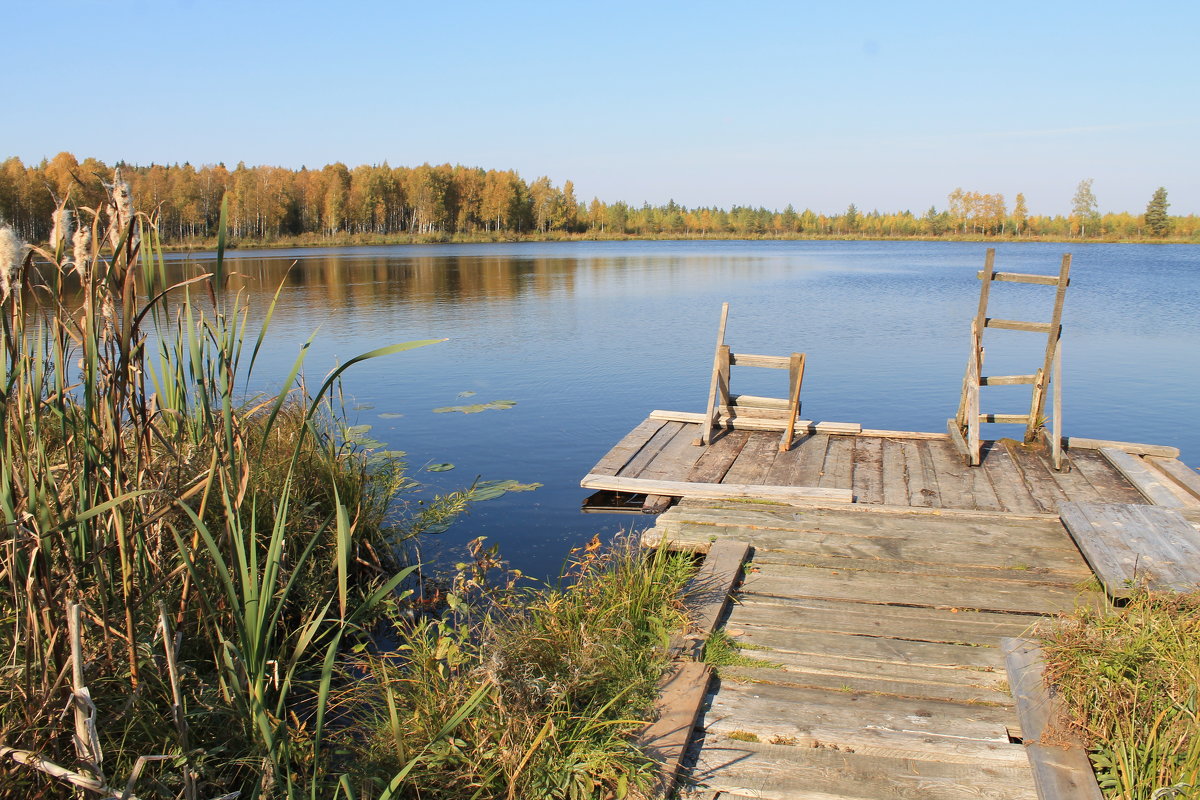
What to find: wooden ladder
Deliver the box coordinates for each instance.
[949,248,1071,469]
[695,303,807,452]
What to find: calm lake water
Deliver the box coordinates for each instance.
[173,240,1200,579]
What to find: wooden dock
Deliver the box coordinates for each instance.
[583,414,1200,799]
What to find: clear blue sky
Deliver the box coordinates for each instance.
[3,0,1197,215]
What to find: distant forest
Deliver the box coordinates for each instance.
[2,152,1195,244]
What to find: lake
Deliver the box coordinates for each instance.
[174,240,1200,579]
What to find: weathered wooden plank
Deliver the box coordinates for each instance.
[742,565,1089,615]
[1146,456,1200,502]
[637,422,707,482]
[850,435,885,505]
[689,735,1037,800]
[905,439,940,507]
[863,428,952,440]
[618,420,685,478]
[648,521,1089,576]
[1065,436,1180,458]
[980,442,1044,515]
[763,433,828,488]
[880,438,911,507]
[724,618,1008,671]
[686,429,751,484]
[588,417,666,476]
[730,595,1038,646]
[1100,447,1198,508]
[984,317,1053,333]
[689,540,751,642]
[721,432,784,485]
[649,409,862,434]
[1002,638,1103,800]
[1003,440,1071,514]
[978,270,1063,286]
[925,437,1004,512]
[580,474,853,503]
[818,435,855,491]
[641,495,672,514]
[1031,449,1108,506]
[637,662,712,798]
[745,548,1088,586]
[659,502,1075,544]
[704,681,1026,765]
[1068,449,1148,505]
[1059,502,1200,595]
[723,661,1016,707]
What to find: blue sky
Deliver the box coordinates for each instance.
[3,0,1197,215]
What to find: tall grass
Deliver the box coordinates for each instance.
[0,180,445,798]
[1040,590,1200,799]
[339,535,695,800]
[2,180,699,800]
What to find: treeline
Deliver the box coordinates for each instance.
[2,152,1197,244]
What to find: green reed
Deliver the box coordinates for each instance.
[1,182,442,799]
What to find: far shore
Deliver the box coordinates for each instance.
[157,230,1200,254]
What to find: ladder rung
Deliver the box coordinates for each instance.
[980,374,1037,386]
[728,353,790,369]
[977,270,1067,287]
[984,318,1052,333]
[728,394,791,410]
[979,413,1031,424]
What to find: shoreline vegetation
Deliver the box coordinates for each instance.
[1040,591,1200,799]
[0,175,697,799]
[3,154,1197,251]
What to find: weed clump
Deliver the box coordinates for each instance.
[342,535,695,799]
[1039,590,1200,798]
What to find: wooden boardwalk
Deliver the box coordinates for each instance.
[645,499,1104,800]
[586,413,1200,798]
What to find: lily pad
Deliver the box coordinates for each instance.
[468,479,543,502]
[433,399,517,414]
[379,412,404,419]
[456,390,477,398]
[426,463,455,472]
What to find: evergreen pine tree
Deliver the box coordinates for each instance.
[1144,187,1170,237]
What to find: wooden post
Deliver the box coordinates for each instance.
[1051,339,1064,470]
[695,303,730,446]
[779,352,805,452]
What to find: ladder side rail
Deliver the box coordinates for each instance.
[695,303,730,446]
[780,352,806,452]
[1026,253,1072,442]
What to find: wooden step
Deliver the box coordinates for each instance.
[979,413,1030,424]
[703,680,1028,765]
[978,269,1066,287]
[980,374,1037,386]
[982,318,1053,333]
[689,734,1036,799]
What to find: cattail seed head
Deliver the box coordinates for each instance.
[1,223,26,301]
[72,224,92,277]
[107,168,136,249]
[50,207,74,253]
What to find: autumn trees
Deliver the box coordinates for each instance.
[0,153,1196,244]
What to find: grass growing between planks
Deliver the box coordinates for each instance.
[1040,590,1200,799]
[340,535,695,800]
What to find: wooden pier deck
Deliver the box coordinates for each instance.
[585,413,1200,798]
[583,413,1200,513]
